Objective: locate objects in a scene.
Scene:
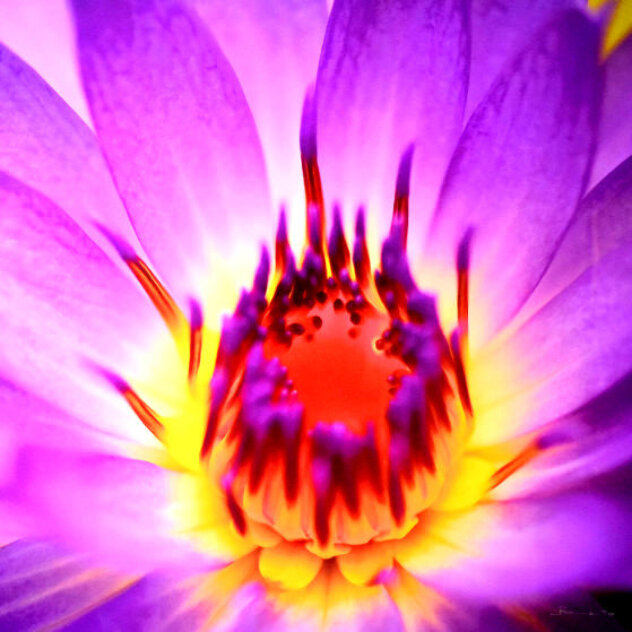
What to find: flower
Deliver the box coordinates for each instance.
[0,0,631,630]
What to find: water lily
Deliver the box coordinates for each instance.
[0,0,631,630]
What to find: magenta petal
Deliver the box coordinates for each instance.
[0,44,139,258]
[467,0,573,117]
[5,449,196,573]
[0,172,165,440]
[424,10,600,348]
[72,0,272,301]
[0,540,125,631]
[590,34,632,188]
[316,0,469,256]
[471,237,632,446]
[187,0,328,228]
[413,492,632,600]
[0,1,90,123]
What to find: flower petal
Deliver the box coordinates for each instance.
[467,0,574,117]
[422,10,601,347]
[3,448,199,573]
[187,0,329,242]
[71,0,272,303]
[590,34,632,188]
[396,491,632,600]
[0,43,139,259]
[470,237,632,447]
[0,171,166,440]
[0,540,127,631]
[62,571,209,632]
[489,372,632,500]
[0,0,90,123]
[316,0,469,258]
[519,153,632,322]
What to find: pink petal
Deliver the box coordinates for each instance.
[0,0,90,123]
[0,43,140,260]
[71,0,272,302]
[467,0,574,118]
[401,492,632,601]
[470,237,632,447]
[4,448,199,573]
[316,0,469,258]
[590,34,632,188]
[187,0,329,240]
[0,172,166,441]
[422,10,601,348]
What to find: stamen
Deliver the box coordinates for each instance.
[352,208,371,288]
[99,228,186,337]
[125,256,186,337]
[456,228,473,353]
[300,88,326,256]
[106,372,164,441]
[450,330,473,418]
[327,205,350,279]
[489,440,542,490]
[188,299,203,384]
[391,144,415,250]
[275,208,289,278]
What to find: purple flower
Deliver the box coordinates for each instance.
[0,0,631,630]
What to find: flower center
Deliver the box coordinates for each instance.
[190,145,469,555]
[105,100,481,561]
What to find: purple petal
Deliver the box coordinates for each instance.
[0,540,125,631]
[62,571,209,632]
[0,1,90,123]
[399,491,632,601]
[0,172,166,441]
[489,372,632,501]
[3,449,198,573]
[187,0,329,237]
[71,0,272,302]
[0,43,141,260]
[467,0,574,118]
[519,153,632,321]
[423,10,601,348]
[590,34,632,188]
[470,236,632,447]
[316,0,469,258]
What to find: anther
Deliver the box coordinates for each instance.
[456,227,473,352]
[188,299,203,384]
[125,254,185,337]
[391,144,415,250]
[353,208,371,288]
[328,205,350,278]
[107,373,164,442]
